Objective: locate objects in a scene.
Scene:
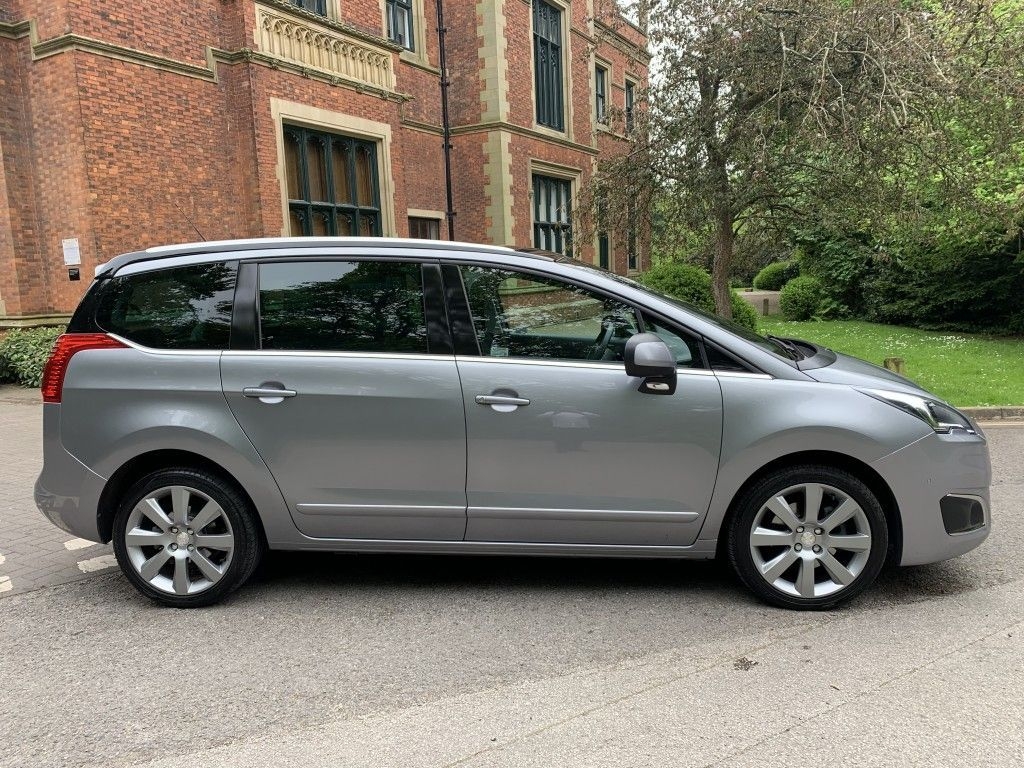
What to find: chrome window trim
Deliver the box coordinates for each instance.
[222,349,455,362]
[454,355,717,375]
[108,333,222,356]
[114,253,237,277]
[713,371,773,380]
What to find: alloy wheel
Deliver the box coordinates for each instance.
[123,485,235,596]
[748,482,872,599]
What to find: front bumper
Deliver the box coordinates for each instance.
[872,429,991,566]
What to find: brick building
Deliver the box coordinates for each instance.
[0,0,648,326]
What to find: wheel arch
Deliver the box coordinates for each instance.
[713,450,903,566]
[96,449,268,547]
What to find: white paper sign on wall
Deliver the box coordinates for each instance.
[62,238,82,266]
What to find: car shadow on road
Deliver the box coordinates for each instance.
[248,549,990,610]
[254,550,736,594]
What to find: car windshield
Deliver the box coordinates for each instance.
[550,256,800,361]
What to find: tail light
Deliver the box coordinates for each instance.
[41,333,127,403]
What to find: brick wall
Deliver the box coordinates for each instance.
[0,0,648,321]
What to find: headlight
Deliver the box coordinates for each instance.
[859,388,976,434]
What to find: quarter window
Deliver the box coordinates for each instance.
[459,266,639,362]
[96,263,237,350]
[642,315,703,369]
[283,125,382,238]
[258,261,428,353]
[386,0,415,50]
[533,0,564,131]
[533,174,572,256]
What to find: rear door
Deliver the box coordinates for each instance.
[221,257,467,540]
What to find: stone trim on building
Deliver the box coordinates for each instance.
[270,99,399,238]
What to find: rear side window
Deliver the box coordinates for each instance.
[258,261,428,353]
[96,262,237,349]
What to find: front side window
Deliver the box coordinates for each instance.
[533,174,572,256]
[533,0,564,131]
[386,0,415,50]
[595,65,608,123]
[460,266,639,362]
[283,125,382,238]
[96,262,237,350]
[290,0,327,17]
[258,261,428,353]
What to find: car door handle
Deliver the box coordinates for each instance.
[475,394,530,407]
[243,386,297,399]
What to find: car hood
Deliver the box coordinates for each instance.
[804,351,941,399]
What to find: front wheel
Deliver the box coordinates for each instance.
[727,465,889,610]
[112,468,263,608]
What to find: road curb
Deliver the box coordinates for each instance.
[960,406,1024,421]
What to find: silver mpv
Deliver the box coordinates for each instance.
[35,238,991,609]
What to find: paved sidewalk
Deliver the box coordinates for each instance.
[0,386,112,596]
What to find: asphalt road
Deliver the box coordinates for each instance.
[1,420,1022,767]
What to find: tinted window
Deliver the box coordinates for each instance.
[96,262,236,349]
[259,261,428,353]
[460,266,639,362]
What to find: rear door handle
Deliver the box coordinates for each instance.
[475,395,530,407]
[243,386,297,400]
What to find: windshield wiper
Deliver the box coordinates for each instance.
[765,334,804,360]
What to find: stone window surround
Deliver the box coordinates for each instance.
[271,98,398,237]
[530,0,575,142]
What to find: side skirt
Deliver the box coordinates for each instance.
[266,537,719,559]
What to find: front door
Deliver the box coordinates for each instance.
[221,258,467,540]
[451,264,723,546]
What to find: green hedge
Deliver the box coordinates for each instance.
[794,227,1024,333]
[779,276,825,320]
[639,261,758,331]
[0,327,64,387]
[752,259,801,291]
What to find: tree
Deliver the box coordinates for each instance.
[598,0,1024,317]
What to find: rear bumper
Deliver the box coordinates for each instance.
[872,429,991,566]
[34,404,107,542]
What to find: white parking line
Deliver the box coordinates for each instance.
[0,576,12,593]
[64,538,97,551]
[77,554,118,574]
[0,551,5,566]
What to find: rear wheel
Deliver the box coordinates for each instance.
[112,468,263,607]
[727,465,888,610]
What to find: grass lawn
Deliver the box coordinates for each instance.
[759,318,1024,407]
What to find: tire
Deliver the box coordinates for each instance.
[727,465,888,610]
[112,468,264,608]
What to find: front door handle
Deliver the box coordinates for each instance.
[476,394,530,407]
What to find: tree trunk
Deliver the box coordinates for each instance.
[711,206,734,318]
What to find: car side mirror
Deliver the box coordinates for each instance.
[624,333,677,395]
